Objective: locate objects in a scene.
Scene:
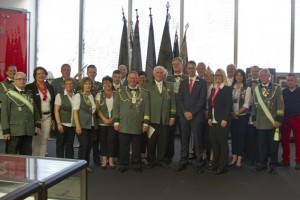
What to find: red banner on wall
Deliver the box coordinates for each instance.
[0,9,27,82]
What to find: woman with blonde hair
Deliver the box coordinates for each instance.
[208,68,232,174]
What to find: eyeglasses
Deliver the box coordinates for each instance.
[215,74,223,77]
[14,78,27,81]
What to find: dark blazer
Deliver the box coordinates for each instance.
[25,81,55,120]
[208,85,232,123]
[178,76,207,120]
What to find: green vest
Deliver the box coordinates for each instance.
[98,91,114,126]
[59,92,73,125]
[78,93,98,129]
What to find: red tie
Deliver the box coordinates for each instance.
[189,78,193,93]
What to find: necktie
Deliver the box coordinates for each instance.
[157,82,162,94]
[20,90,25,94]
[189,79,193,93]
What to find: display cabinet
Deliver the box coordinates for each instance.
[0,154,87,200]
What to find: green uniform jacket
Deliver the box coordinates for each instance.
[113,86,150,134]
[144,81,176,125]
[252,83,284,129]
[1,87,41,136]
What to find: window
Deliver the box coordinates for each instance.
[83,0,127,80]
[238,0,291,72]
[184,0,235,72]
[37,0,80,79]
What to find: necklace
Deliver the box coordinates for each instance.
[81,92,92,110]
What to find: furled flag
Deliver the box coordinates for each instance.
[173,30,179,58]
[180,24,189,73]
[118,9,129,71]
[130,9,142,72]
[157,3,173,74]
[145,8,156,81]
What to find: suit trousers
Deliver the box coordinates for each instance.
[56,125,75,159]
[118,132,141,169]
[147,123,169,165]
[209,123,229,171]
[281,115,300,164]
[166,116,181,163]
[99,125,116,157]
[245,124,259,163]
[230,114,248,156]
[7,135,32,155]
[77,128,95,166]
[258,129,279,167]
[32,113,51,156]
[179,114,204,165]
[202,121,211,159]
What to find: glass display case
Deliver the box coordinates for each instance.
[0,154,87,200]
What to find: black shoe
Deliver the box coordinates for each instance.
[135,168,143,172]
[277,160,290,167]
[269,166,277,174]
[189,153,196,160]
[147,163,155,169]
[253,165,267,172]
[213,169,227,174]
[157,162,170,169]
[197,166,205,174]
[118,167,127,174]
[176,164,187,172]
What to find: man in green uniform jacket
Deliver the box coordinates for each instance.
[144,66,176,168]
[1,72,41,155]
[252,68,284,174]
[113,71,150,173]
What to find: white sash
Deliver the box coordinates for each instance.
[7,90,33,114]
[254,86,274,124]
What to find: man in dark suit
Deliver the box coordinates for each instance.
[176,60,207,174]
[165,57,188,163]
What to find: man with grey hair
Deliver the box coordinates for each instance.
[226,64,236,86]
[1,72,41,155]
[252,68,284,174]
[144,66,176,168]
[196,62,207,79]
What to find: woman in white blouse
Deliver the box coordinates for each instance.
[73,77,97,172]
[95,76,116,169]
[229,69,252,168]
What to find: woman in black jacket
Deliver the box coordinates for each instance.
[208,68,232,174]
[25,66,55,156]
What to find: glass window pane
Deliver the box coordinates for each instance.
[185,0,235,72]
[83,0,128,81]
[37,0,80,79]
[295,0,300,73]
[238,0,291,72]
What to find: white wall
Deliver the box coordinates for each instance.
[0,0,36,82]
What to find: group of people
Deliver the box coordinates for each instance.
[0,59,299,175]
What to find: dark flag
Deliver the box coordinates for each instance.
[131,9,142,72]
[157,4,173,74]
[180,24,189,73]
[145,8,156,81]
[173,30,179,58]
[118,9,129,70]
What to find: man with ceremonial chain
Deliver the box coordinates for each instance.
[1,72,41,155]
[113,71,150,173]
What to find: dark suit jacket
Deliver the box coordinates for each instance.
[25,81,55,120]
[208,85,232,123]
[178,76,207,120]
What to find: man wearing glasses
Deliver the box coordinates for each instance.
[1,72,41,155]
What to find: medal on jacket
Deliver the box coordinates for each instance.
[18,107,22,111]
[131,91,137,104]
